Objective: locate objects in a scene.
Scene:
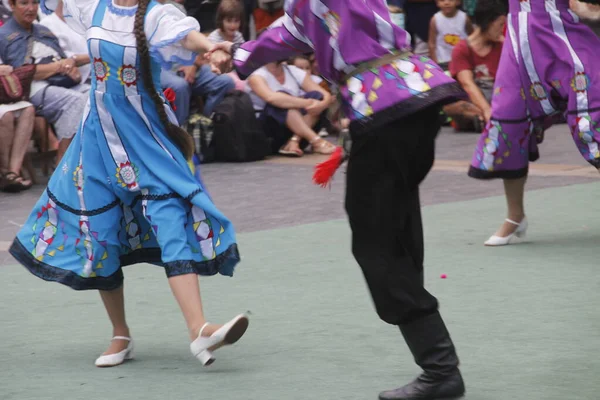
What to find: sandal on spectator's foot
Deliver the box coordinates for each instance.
[1,172,32,193]
[310,137,336,155]
[279,136,304,157]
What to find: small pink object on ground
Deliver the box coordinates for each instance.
[440,274,447,279]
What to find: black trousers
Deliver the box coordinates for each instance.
[345,106,442,326]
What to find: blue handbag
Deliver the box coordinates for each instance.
[37,55,79,88]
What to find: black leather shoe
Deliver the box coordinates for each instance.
[379,312,465,400]
[378,371,465,399]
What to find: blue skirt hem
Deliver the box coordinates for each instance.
[9,239,241,291]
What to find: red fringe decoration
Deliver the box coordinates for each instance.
[312,146,344,188]
[163,87,177,111]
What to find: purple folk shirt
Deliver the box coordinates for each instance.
[468,0,600,179]
[233,0,464,135]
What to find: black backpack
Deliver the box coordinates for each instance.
[211,90,270,162]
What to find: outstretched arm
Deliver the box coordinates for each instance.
[570,0,600,18]
[181,31,216,54]
[215,16,314,80]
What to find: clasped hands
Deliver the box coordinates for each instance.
[176,41,235,82]
[206,41,234,73]
[56,57,81,82]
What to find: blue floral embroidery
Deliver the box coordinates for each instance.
[106,0,138,17]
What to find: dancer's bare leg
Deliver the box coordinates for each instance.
[494,176,527,237]
[99,286,131,355]
[168,274,221,342]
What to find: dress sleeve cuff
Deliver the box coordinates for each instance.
[40,0,58,14]
[149,27,198,69]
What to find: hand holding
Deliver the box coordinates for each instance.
[178,65,198,83]
[209,49,232,72]
[0,65,13,76]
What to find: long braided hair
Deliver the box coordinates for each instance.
[134,0,194,159]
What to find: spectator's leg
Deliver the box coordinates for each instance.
[33,117,57,177]
[34,116,58,152]
[284,109,335,155]
[9,106,35,179]
[191,65,235,117]
[160,69,191,126]
[300,91,326,129]
[0,111,15,173]
[0,110,32,191]
[29,86,86,164]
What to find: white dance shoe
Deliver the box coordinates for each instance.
[484,217,528,246]
[190,313,250,366]
[95,336,134,367]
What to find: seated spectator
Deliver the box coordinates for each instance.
[428,0,473,69]
[160,0,236,126]
[208,0,245,45]
[446,0,505,132]
[159,1,235,127]
[39,0,91,84]
[0,62,34,192]
[290,54,333,137]
[0,0,89,163]
[160,55,234,126]
[247,60,336,157]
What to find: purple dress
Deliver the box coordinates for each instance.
[469,0,600,179]
[233,0,464,136]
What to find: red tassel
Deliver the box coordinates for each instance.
[163,87,177,111]
[312,146,344,188]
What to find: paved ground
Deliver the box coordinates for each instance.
[1,124,600,400]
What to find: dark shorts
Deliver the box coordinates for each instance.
[259,91,326,154]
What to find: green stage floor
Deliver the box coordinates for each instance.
[2,181,600,400]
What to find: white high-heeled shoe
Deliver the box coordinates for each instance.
[189,313,249,366]
[95,336,134,367]
[484,217,528,246]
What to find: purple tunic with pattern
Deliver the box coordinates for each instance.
[233,0,464,136]
[469,0,600,179]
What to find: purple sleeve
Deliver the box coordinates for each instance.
[233,17,313,79]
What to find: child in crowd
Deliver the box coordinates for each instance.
[428,0,472,69]
[208,0,246,45]
[208,0,246,89]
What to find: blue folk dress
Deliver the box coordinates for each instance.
[9,0,240,290]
